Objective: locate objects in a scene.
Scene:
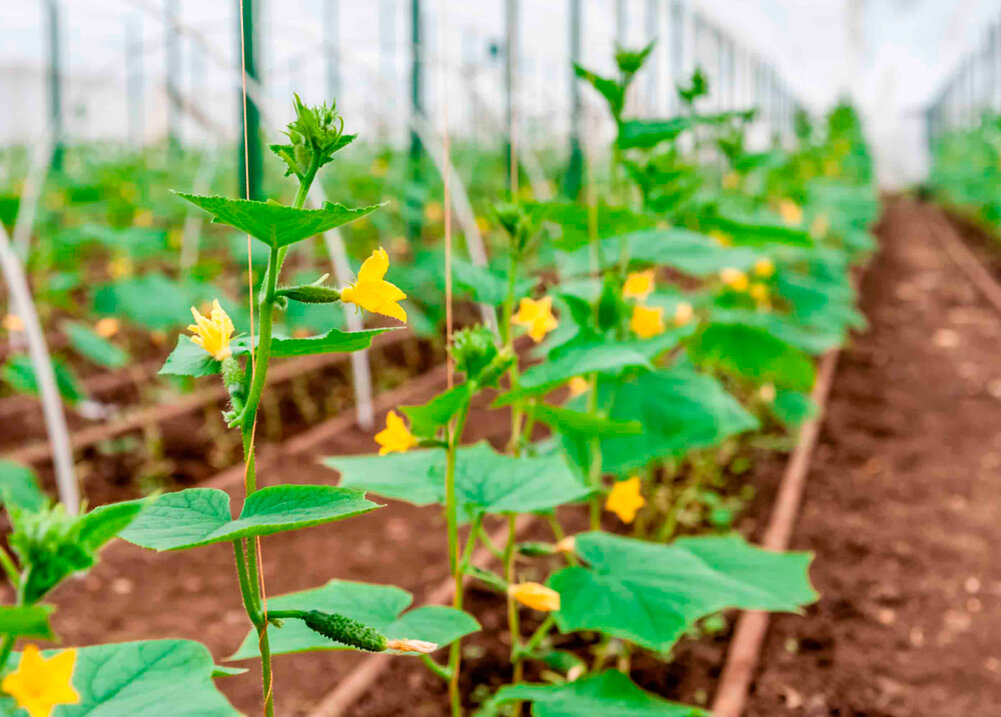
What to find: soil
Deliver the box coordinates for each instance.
[747,199,1001,716]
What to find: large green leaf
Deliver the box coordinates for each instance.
[0,461,45,510]
[120,485,380,551]
[550,532,817,652]
[708,308,842,356]
[230,580,479,660]
[558,228,763,278]
[159,327,396,377]
[689,322,816,391]
[326,442,592,520]
[63,321,129,369]
[492,670,706,716]
[496,343,653,404]
[451,259,536,306]
[0,605,54,639]
[618,118,693,150]
[531,404,642,438]
[0,640,239,715]
[562,363,758,476]
[1,355,85,405]
[92,274,239,333]
[177,194,382,249]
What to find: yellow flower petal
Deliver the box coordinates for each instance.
[605,476,646,524]
[94,317,120,338]
[778,199,803,228]
[622,270,655,302]
[567,376,590,397]
[341,248,408,323]
[512,296,558,343]
[753,258,775,278]
[2,314,25,332]
[1,645,79,717]
[508,582,560,612]
[710,230,732,247]
[187,299,234,361]
[629,305,664,339]
[750,283,770,303]
[720,268,749,292]
[674,301,694,326]
[374,410,418,455]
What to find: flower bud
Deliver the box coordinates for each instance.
[450,325,500,382]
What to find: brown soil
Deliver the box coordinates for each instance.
[747,199,1001,715]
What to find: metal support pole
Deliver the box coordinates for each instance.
[407,0,423,240]
[166,0,181,157]
[324,0,340,100]
[237,0,263,200]
[669,0,683,113]
[645,0,658,115]
[505,0,518,196]
[616,0,627,47]
[45,0,63,171]
[126,11,144,147]
[564,0,583,199]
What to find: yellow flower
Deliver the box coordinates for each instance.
[605,475,646,524]
[188,299,235,361]
[710,230,732,247]
[778,199,804,227]
[424,202,444,222]
[759,383,777,403]
[108,255,133,280]
[750,282,770,304]
[340,248,408,323]
[723,172,740,190]
[567,376,590,397]
[512,296,558,343]
[134,210,154,227]
[94,317,120,338]
[508,582,560,612]
[674,301,694,326]
[720,267,749,292]
[1,644,79,717]
[753,258,775,278]
[2,314,25,333]
[810,214,830,239]
[475,215,491,234]
[630,305,665,339]
[370,157,389,178]
[374,410,418,455]
[623,270,655,302]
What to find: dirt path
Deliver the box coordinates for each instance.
[748,200,1001,716]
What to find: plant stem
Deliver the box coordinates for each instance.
[0,545,20,589]
[0,634,15,675]
[445,401,471,717]
[503,515,523,688]
[586,375,604,531]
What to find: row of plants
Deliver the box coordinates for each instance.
[0,46,877,716]
[928,113,1001,231]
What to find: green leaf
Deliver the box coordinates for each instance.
[493,670,706,717]
[550,532,817,652]
[709,308,842,356]
[496,343,653,404]
[0,605,54,639]
[0,461,45,510]
[401,384,472,437]
[769,388,818,427]
[119,485,380,551]
[230,580,479,660]
[176,193,383,249]
[1,640,239,715]
[63,321,129,369]
[561,363,758,476]
[92,274,238,332]
[326,442,593,520]
[159,327,396,377]
[573,64,625,117]
[76,500,146,552]
[618,118,693,150]
[689,322,816,391]
[451,260,536,306]
[1,355,85,405]
[532,404,641,438]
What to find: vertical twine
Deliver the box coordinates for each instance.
[237,0,271,704]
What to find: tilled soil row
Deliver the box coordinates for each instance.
[747,199,1001,716]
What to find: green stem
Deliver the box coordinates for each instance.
[0,546,20,590]
[0,634,14,675]
[503,515,523,688]
[446,401,471,717]
[585,374,604,531]
[421,653,454,681]
[233,539,261,622]
[517,614,556,659]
